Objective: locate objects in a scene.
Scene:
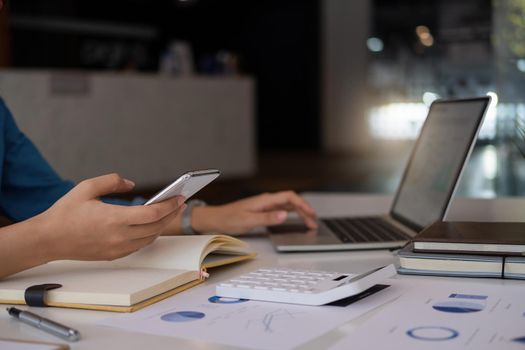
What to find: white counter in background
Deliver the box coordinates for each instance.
[0,70,255,187]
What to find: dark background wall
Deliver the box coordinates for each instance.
[8,0,321,151]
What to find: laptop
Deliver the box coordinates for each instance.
[270,97,491,252]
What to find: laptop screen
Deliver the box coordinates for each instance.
[390,97,490,231]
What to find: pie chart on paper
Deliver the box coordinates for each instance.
[160,311,206,323]
[512,336,525,344]
[208,295,249,304]
[407,326,459,341]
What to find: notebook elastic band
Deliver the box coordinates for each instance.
[501,256,506,279]
[24,283,62,307]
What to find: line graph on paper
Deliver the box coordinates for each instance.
[244,308,307,333]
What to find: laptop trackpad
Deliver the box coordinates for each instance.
[268,223,310,234]
[269,223,341,246]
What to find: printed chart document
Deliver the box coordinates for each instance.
[329,279,525,350]
[98,280,408,350]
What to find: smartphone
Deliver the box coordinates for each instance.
[144,169,220,206]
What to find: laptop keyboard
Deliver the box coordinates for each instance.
[321,217,410,243]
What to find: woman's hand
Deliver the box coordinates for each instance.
[191,191,317,235]
[34,173,186,261]
[0,173,186,279]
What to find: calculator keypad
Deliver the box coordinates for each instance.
[218,268,340,294]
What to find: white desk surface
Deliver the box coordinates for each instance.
[1,193,524,349]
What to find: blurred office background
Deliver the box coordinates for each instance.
[0,0,524,203]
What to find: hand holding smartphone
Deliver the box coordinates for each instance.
[144,169,220,206]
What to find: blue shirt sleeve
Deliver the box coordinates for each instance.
[0,98,144,222]
[0,98,75,221]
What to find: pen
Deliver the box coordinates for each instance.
[6,307,81,342]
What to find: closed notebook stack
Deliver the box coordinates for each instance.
[398,220,525,279]
[412,221,525,255]
[397,243,525,279]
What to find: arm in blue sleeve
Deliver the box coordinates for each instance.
[0,98,143,221]
[0,98,75,221]
[103,196,146,206]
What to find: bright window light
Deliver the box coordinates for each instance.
[367,37,384,53]
[422,92,440,106]
[369,103,428,140]
[367,101,514,141]
[517,59,525,72]
[481,145,498,180]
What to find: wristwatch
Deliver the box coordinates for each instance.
[181,199,206,235]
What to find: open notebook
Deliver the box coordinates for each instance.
[0,235,255,312]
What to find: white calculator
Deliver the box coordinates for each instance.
[215,264,396,306]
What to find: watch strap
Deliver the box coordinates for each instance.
[181,199,206,235]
